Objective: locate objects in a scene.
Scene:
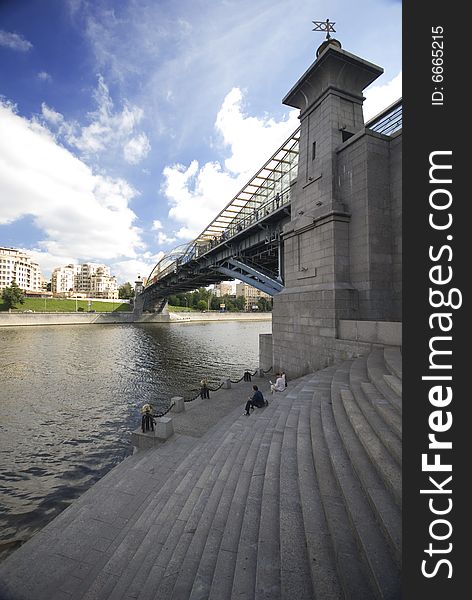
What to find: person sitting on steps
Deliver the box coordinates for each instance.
[270,373,286,394]
[244,385,267,415]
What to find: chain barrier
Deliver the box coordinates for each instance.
[184,391,203,403]
[179,366,273,403]
[154,401,175,417]
[138,365,273,429]
[207,382,224,392]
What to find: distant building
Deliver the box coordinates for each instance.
[51,264,81,295]
[235,282,271,310]
[212,282,233,297]
[51,262,118,299]
[0,247,42,293]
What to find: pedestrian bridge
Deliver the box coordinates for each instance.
[138,100,402,313]
[138,129,300,311]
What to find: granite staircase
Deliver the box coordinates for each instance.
[0,345,402,600]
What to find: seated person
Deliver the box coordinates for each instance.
[270,374,286,394]
[244,385,267,415]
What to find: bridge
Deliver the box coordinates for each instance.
[137,99,401,313]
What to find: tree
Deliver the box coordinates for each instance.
[257,297,273,312]
[234,296,246,311]
[2,280,25,309]
[168,295,180,306]
[118,282,134,299]
[196,299,207,311]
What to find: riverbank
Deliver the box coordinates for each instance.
[0,311,272,327]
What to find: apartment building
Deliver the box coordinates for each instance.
[51,262,118,299]
[0,247,42,292]
[212,282,234,297]
[51,264,81,295]
[235,282,271,310]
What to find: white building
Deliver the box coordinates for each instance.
[90,266,118,299]
[0,247,42,293]
[51,262,118,299]
[51,264,81,295]
[212,282,234,297]
[235,282,271,310]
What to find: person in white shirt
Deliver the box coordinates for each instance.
[270,373,285,394]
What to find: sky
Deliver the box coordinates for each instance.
[0,0,402,284]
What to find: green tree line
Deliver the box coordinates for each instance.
[167,288,272,312]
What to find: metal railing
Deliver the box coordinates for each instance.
[366,99,402,136]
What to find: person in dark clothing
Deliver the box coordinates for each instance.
[141,407,156,432]
[244,385,267,415]
[200,379,210,399]
[243,371,252,382]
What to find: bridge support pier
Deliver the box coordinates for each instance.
[271,40,401,379]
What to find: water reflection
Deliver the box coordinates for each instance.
[0,320,271,560]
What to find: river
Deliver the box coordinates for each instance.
[0,320,271,561]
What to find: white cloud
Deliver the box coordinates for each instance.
[156,231,176,245]
[41,76,150,165]
[123,133,151,165]
[41,102,64,126]
[216,88,299,175]
[0,100,145,277]
[0,30,32,52]
[111,257,163,284]
[161,87,299,239]
[363,71,402,122]
[37,71,52,82]
[151,220,177,246]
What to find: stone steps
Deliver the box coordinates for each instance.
[297,379,344,600]
[384,346,402,380]
[349,357,401,466]
[279,400,313,600]
[323,362,401,598]
[163,424,258,599]
[360,382,402,439]
[80,411,251,599]
[367,347,402,415]
[182,402,287,600]
[383,373,402,398]
[309,377,376,599]
[228,400,292,599]
[339,388,402,509]
[208,403,283,600]
[253,378,313,600]
[135,418,256,599]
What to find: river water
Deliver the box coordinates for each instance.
[0,320,271,561]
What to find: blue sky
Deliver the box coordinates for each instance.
[0,0,401,283]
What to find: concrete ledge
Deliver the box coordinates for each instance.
[131,417,174,451]
[171,396,185,413]
[154,416,174,439]
[0,311,271,327]
[131,428,165,451]
[338,320,401,346]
